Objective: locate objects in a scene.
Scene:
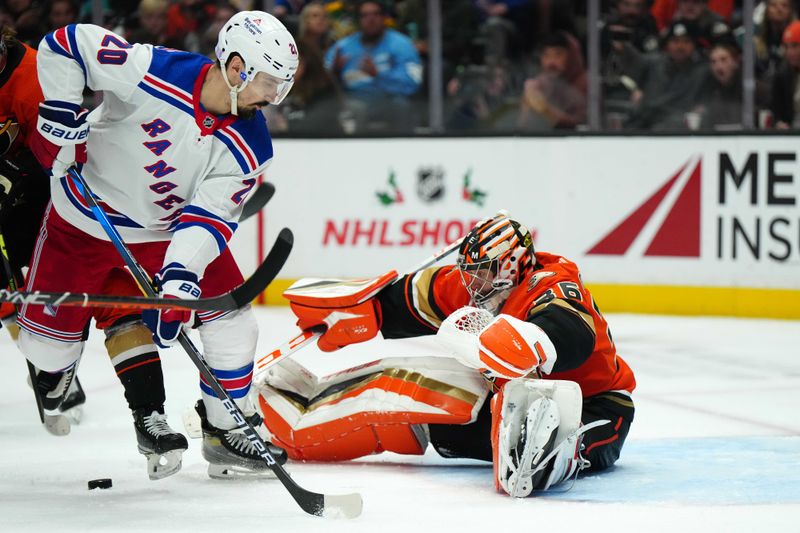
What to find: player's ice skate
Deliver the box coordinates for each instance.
[35,366,78,437]
[133,408,188,480]
[195,399,286,479]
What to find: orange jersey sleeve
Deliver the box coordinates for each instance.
[501,252,636,397]
[0,42,44,152]
[378,265,470,339]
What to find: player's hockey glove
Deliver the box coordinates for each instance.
[29,100,89,178]
[143,263,201,348]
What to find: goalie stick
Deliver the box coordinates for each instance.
[253,228,470,382]
[66,168,362,519]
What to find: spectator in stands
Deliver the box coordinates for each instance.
[325,0,422,132]
[627,19,707,129]
[752,0,796,82]
[518,31,587,130]
[473,0,536,62]
[164,0,216,52]
[298,1,334,53]
[200,2,235,56]
[127,0,169,46]
[695,40,745,128]
[6,0,41,46]
[651,0,733,30]
[446,60,521,131]
[45,0,79,33]
[603,0,661,53]
[652,0,730,49]
[770,20,800,128]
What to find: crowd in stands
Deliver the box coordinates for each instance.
[3,0,800,133]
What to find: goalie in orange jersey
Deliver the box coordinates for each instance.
[257,212,636,497]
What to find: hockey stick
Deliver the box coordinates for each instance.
[0,234,292,311]
[240,182,275,222]
[0,225,45,423]
[66,168,361,519]
[253,232,466,382]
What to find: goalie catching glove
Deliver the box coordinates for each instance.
[437,306,557,379]
[142,263,201,347]
[283,271,398,352]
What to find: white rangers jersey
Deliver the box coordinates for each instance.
[37,24,273,277]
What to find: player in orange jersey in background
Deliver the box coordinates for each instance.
[257,212,636,497]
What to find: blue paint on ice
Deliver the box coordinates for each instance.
[541,436,800,504]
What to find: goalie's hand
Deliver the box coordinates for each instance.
[476,315,557,379]
[142,263,201,347]
[29,100,89,178]
[291,299,381,352]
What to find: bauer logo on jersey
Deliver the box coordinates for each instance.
[416,166,445,203]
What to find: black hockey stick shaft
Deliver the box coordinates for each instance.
[0,227,45,423]
[0,233,293,311]
[240,182,275,221]
[66,168,361,519]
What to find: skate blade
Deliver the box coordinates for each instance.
[207,463,276,480]
[146,449,184,481]
[43,412,70,436]
[182,408,203,439]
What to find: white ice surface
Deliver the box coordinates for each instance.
[1,309,798,532]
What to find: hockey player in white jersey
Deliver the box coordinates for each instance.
[23,11,296,478]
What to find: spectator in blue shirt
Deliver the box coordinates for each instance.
[325,0,423,131]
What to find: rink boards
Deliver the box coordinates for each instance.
[228,136,800,319]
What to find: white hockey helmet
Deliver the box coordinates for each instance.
[215,11,298,109]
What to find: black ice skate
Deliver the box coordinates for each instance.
[195,399,287,479]
[133,407,189,480]
[35,366,78,436]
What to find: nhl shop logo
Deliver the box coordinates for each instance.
[587,155,701,257]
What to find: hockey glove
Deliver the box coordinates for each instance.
[29,100,89,178]
[291,299,382,352]
[475,314,558,379]
[142,263,201,348]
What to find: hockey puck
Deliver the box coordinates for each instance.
[87,478,112,490]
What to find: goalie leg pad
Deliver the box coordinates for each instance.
[257,356,488,461]
[198,306,258,430]
[491,378,584,497]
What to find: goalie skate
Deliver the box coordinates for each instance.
[133,408,188,480]
[195,400,287,479]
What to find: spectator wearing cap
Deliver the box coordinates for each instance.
[652,0,730,49]
[770,20,800,128]
[325,0,423,132]
[627,19,708,129]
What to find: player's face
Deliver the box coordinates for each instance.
[237,72,291,118]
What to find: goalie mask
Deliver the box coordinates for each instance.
[215,11,298,114]
[457,214,534,315]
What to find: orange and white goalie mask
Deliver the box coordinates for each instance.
[457,214,534,315]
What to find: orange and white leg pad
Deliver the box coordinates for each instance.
[491,378,585,497]
[255,356,489,461]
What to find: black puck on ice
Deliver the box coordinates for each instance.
[88,478,112,490]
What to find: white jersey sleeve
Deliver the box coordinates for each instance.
[162,161,271,277]
[37,24,151,105]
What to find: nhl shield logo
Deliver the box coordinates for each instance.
[416,166,445,203]
[202,116,214,129]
